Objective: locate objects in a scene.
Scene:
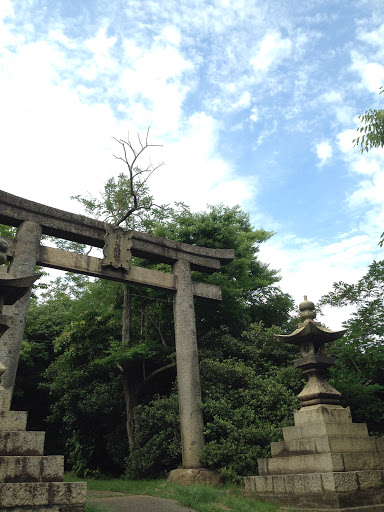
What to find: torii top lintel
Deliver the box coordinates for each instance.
[0,190,234,273]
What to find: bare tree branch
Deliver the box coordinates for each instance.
[111,128,164,227]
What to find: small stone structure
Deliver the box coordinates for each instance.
[0,243,86,511]
[245,297,384,511]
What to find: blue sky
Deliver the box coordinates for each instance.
[1,0,384,326]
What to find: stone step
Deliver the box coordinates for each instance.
[0,412,28,432]
[0,508,59,512]
[0,481,86,507]
[245,470,384,509]
[259,451,384,475]
[271,435,379,458]
[282,421,368,441]
[0,432,45,456]
[0,456,64,482]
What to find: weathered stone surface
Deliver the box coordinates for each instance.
[259,453,345,475]
[293,404,352,425]
[50,482,87,505]
[343,452,384,472]
[283,421,368,441]
[247,403,384,510]
[0,481,86,507]
[0,412,27,431]
[0,391,11,412]
[0,432,45,456]
[167,468,220,485]
[0,190,234,271]
[172,260,205,469]
[0,456,63,482]
[0,482,48,506]
[271,435,377,458]
[32,244,222,300]
[0,222,42,392]
[247,471,384,508]
[0,507,60,512]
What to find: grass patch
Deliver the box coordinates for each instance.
[65,473,280,512]
[85,505,103,512]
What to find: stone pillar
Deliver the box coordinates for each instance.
[0,221,42,392]
[172,259,205,469]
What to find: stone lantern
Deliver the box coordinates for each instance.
[277,296,346,407]
[245,297,384,511]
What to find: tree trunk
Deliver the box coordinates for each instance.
[122,285,131,345]
[122,368,138,461]
[121,285,138,461]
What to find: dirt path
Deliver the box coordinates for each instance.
[87,489,198,512]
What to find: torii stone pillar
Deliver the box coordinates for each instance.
[0,221,42,393]
[172,259,205,468]
[168,260,220,484]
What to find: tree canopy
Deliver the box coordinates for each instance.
[353,87,384,154]
[319,260,384,427]
[353,86,384,247]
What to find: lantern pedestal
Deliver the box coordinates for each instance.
[245,403,384,511]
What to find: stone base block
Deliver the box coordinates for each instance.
[271,436,377,458]
[0,432,45,456]
[0,482,86,507]
[0,391,11,412]
[293,405,353,426]
[246,471,384,510]
[0,508,59,512]
[283,422,368,441]
[168,468,221,485]
[259,452,384,475]
[0,456,64,482]
[0,412,28,432]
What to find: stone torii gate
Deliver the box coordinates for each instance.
[0,190,234,480]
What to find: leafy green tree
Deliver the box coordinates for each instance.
[353,87,384,246]
[60,132,174,460]
[153,203,294,339]
[319,260,384,428]
[353,87,384,154]
[129,323,301,481]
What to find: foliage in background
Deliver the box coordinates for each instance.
[319,260,384,427]
[11,200,300,480]
[352,86,384,247]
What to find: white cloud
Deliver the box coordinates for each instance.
[347,171,384,208]
[158,26,181,46]
[0,0,13,21]
[250,32,292,73]
[48,29,77,49]
[316,142,332,164]
[149,112,255,211]
[231,91,251,110]
[357,23,384,48]
[258,232,378,329]
[337,129,357,153]
[350,50,384,93]
[322,91,342,103]
[117,41,193,134]
[249,107,258,122]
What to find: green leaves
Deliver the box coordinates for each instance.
[320,260,384,427]
[353,87,384,153]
